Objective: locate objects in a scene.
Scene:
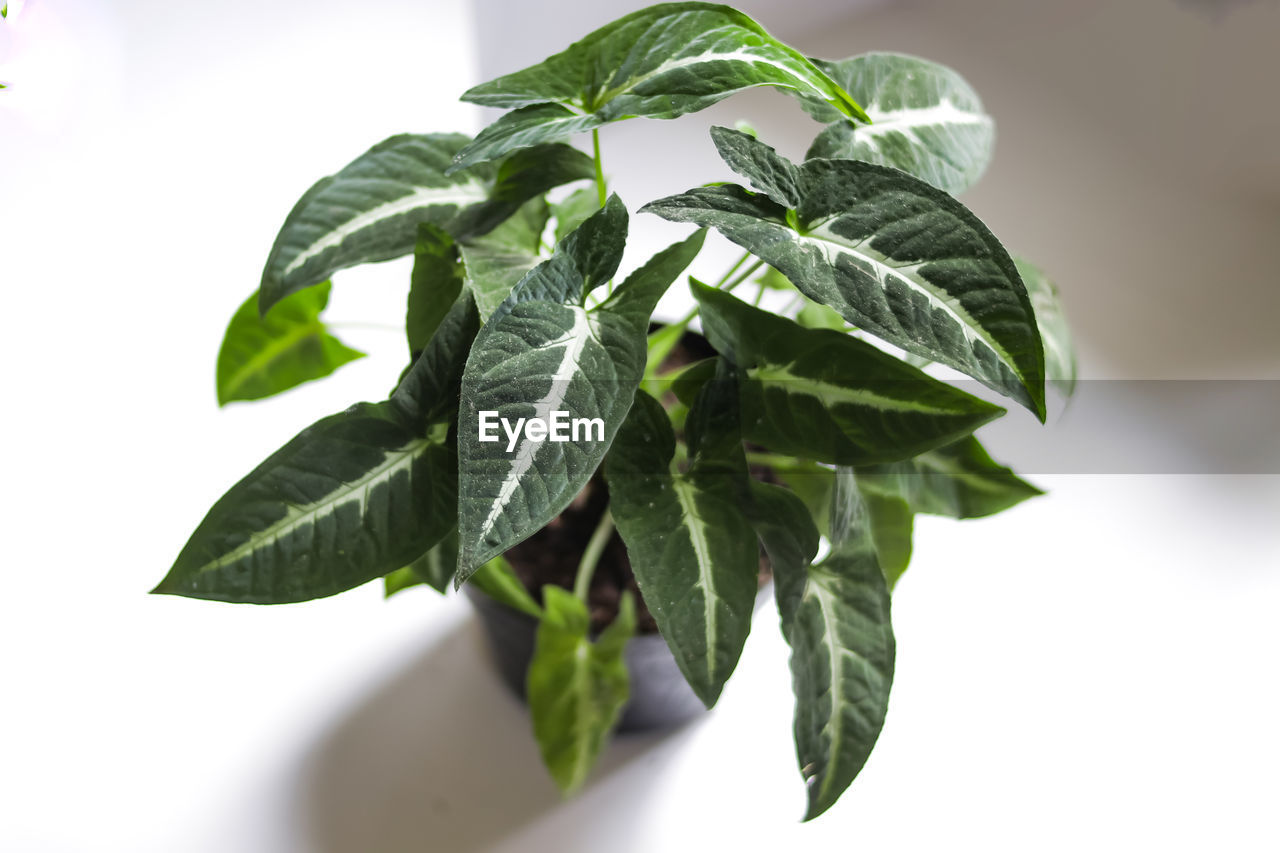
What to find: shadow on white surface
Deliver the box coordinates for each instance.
[291,615,701,852]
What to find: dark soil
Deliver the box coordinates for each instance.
[502,329,774,634]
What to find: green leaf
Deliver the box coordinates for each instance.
[383,566,424,598]
[469,555,544,620]
[402,527,460,593]
[644,128,1047,418]
[860,492,913,589]
[551,187,601,244]
[259,135,591,312]
[528,586,634,795]
[745,481,819,638]
[805,53,995,195]
[694,280,1006,465]
[456,200,703,580]
[451,2,867,169]
[407,224,464,353]
[781,533,895,820]
[607,380,759,707]
[1015,258,1077,396]
[458,197,551,322]
[216,281,364,406]
[854,435,1042,520]
[155,295,479,603]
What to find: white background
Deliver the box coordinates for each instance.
[2,1,1278,850]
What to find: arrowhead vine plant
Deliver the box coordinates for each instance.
[155,2,1075,819]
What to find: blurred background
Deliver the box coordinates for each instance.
[2,0,1277,850]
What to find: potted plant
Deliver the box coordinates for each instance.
[154,1,1074,819]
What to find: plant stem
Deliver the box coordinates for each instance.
[724,258,764,291]
[714,250,751,288]
[573,507,615,602]
[592,129,607,208]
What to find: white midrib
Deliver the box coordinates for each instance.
[282,183,488,277]
[599,47,794,104]
[672,480,718,685]
[197,437,433,574]
[795,227,1015,374]
[479,308,595,540]
[810,581,847,803]
[750,365,964,414]
[860,98,991,143]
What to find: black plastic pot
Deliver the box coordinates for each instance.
[465,584,709,732]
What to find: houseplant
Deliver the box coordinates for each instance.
[154,2,1075,819]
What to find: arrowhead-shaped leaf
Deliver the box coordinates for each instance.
[1016,257,1077,396]
[155,295,479,603]
[645,128,1046,418]
[805,52,995,194]
[694,280,1006,464]
[528,586,634,794]
[216,281,364,406]
[607,376,759,708]
[259,135,592,312]
[456,198,704,580]
[451,2,867,169]
[781,531,895,820]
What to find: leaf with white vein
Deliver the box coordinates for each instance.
[450,2,867,169]
[805,52,995,194]
[154,295,479,603]
[216,281,364,406]
[644,127,1046,418]
[528,586,634,794]
[607,381,759,707]
[781,531,895,820]
[694,280,1005,465]
[456,198,704,580]
[259,135,592,312]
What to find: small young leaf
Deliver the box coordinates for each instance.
[384,566,425,598]
[528,586,634,795]
[450,3,867,169]
[216,281,364,406]
[805,53,995,195]
[645,128,1047,419]
[469,555,543,620]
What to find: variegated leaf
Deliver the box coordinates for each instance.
[154,295,479,603]
[450,2,867,169]
[456,198,704,580]
[806,52,994,194]
[607,380,759,707]
[644,127,1046,419]
[260,136,592,312]
[694,280,1005,465]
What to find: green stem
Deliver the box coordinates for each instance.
[592,129,607,208]
[724,258,764,292]
[573,507,615,601]
[714,250,751,288]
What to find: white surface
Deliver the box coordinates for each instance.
[2,2,1278,851]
